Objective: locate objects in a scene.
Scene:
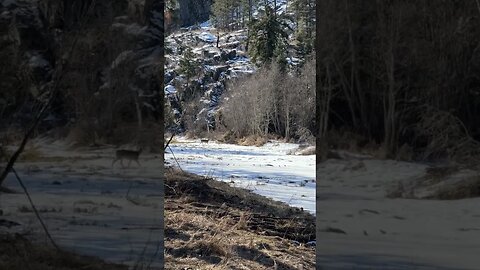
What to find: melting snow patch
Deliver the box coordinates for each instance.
[164,85,177,95]
[27,52,50,69]
[199,20,212,29]
[198,32,217,43]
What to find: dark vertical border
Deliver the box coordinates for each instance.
[315,0,320,267]
[160,0,165,267]
[159,1,165,268]
[144,0,165,268]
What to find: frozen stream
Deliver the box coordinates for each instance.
[165,138,316,214]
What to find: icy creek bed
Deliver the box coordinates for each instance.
[165,138,316,214]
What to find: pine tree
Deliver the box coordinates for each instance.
[274,42,288,72]
[296,19,314,57]
[291,0,315,57]
[178,47,197,90]
[212,0,236,29]
[248,5,290,66]
[213,0,260,30]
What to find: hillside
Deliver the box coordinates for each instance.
[164,0,315,141]
[0,0,163,149]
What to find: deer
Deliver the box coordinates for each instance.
[112,147,142,168]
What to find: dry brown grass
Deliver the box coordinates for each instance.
[0,233,128,270]
[18,144,42,161]
[288,145,316,156]
[164,170,315,269]
[236,135,268,147]
[395,143,414,161]
[428,175,480,200]
[216,130,236,144]
[297,146,316,156]
[66,121,99,146]
[387,166,480,200]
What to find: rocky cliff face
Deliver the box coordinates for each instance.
[0,0,163,143]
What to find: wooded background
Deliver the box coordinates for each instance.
[317,0,480,164]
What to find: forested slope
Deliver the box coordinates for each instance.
[317,1,480,165]
[0,0,162,149]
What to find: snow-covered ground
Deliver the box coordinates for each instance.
[165,137,316,214]
[0,140,164,268]
[317,158,480,270]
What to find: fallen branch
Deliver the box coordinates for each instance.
[167,145,183,172]
[164,133,175,151]
[11,167,59,250]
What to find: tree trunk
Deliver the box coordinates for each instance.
[134,92,143,129]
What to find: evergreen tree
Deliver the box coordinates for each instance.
[291,0,315,57]
[178,47,197,90]
[212,0,237,29]
[213,0,260,30]
[274,42,288,72]
[248,5,290,66]
[295,18,314,57]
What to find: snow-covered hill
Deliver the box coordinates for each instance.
[165,20,255,130]
[164,0,304,132]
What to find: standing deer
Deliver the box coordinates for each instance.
[112,147,142,168]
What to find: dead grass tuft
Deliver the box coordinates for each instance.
[288,145,316,156]
[0,233,128,270]
[217,130,236,144]
[387,166,480,200]
[297,145,316,155]
[18,144,42,161]
[237,135,268,147]
[188,239,230,258]
[164,170,315,269]
[428,175,480,200]
[425,166,459,180]
[396,143,414,161]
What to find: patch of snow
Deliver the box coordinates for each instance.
[28,53,50,69]
[164,85,177,95]
[0,141,164,268]
[199,20,212,29]
[198,32,217,43]
[165,138,315,214]
[317,157,480,270]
